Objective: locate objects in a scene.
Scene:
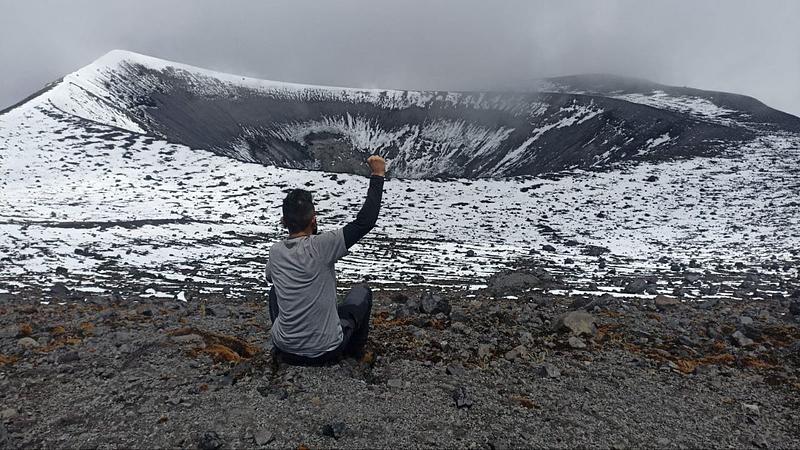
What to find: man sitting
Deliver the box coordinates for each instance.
[266,155,386,365]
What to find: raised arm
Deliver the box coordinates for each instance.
[343,155,385,248]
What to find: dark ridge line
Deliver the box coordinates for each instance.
[0,78,63,117]
[2,218,220,230]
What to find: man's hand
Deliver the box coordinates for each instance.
[367,155,386,177]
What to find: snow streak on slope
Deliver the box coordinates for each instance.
[1,93,799,301]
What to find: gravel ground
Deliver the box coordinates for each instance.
[1,266,799,449]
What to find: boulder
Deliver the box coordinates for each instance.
[487,268,556,295]
[582,245,610,257]
[420,292,451,315]
[538,363,561,378]
[654,295,680,310]
[51,282,71,298]
[552,311,597,336]
[322,422,346,439]
[17,337,39,349]
[789,299,800,316]
[623,279,648,294]
[731,330,754,347]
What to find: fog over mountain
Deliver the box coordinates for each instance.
[1,0,799,117]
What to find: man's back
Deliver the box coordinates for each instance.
[267,156,385,361]
[268,228,348,357]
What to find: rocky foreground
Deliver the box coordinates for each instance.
[1,263,799,449]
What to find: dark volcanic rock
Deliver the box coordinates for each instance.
[582,245,610,257]
[452,386,473,409]
[790,299,800,316]
[552,311,597,336]
[623,279,646,294]
[487,268,557,295]
[322,422,346,439]
[197,431,223,450]
[539,363,561,378]
[51,282,71,298]
[420,291,451,315]
[654,295,680,310]
[0,423,8,446]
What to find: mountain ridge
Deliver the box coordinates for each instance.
[2,50,797,179]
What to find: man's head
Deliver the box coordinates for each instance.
[282,189,317,235]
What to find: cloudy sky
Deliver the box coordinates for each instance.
[1,0,799,115]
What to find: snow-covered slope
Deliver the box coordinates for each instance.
[1,50,799,299]
[4,50,784,179]
[1,92,798,298]
[537,74,800,131]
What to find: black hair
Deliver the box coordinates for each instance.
[282,189,315,234]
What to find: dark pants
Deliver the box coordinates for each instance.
[268,284,373,365]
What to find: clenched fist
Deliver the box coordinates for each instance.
[367,155,386,177]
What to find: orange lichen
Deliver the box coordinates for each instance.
[201,344,241,363]
[79,322,94,335]
[18,323,33,337]
[510,395,537,409]
[740,357,779,370]
[169,327,260,359]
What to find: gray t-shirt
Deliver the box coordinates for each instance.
[266,228,349,357]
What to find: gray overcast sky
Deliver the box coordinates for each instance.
[1,0,799,116]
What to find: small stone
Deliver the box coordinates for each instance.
[568,336,587,349]
[656,437,671,446]
[582,245,610,256]
[542,244,556,252]
[206,305,229,318]
[741,403,760,415]
[738,316,754,326]
[58,351,80,363]
[446,364,466,376]
[322,422,346,439]
[504,345,527,361]
[420,291,451,315]
[654,295,680,310]
[387,378,403,388]
[452,386,473,409]
[477,343,494,358]
[0,423,7,446]
[731,330,754,347]
[254,430,274,446]
[538,364,561,378]
[17,337,39,349]
[198,431,223,450]
[552,311,597,336]
[0,408,18,420]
